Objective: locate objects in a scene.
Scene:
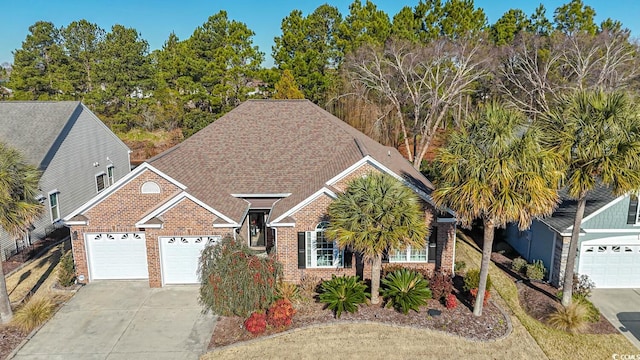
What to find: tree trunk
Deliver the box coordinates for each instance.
[0,257,12,324]
[561,194,587,307]
[474,218,495,316]
[370,253,382,305]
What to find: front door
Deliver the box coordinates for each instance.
[248,211,268,248]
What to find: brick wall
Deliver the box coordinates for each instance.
[70,168,229,287]
[275,176,456,283]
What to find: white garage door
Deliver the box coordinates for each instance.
[160,236,220,284]
[86,233,148,280]
[579,238,640,288]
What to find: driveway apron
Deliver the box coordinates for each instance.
[12,281,216,360]
[590,288,640,350]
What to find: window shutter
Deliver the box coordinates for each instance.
[628,195,639,225]
[343,247,353,268]
[428,227,438,263]
[297,232,306,269]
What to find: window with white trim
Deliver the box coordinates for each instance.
[107,165,114,186]
[305,222,343,268]
[627,194,639,225]
[389,227,437,263]
[49,192,60,222]
[96,173,107,193]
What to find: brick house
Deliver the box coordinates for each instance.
[65,100,456,287]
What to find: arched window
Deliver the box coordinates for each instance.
[141,181,161,194]
[303,221,343,268]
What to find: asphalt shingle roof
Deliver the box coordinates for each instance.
[540,183,618,232]
[149,100,434,223]
[0,101,81,169]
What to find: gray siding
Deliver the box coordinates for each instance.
[581,195,636,230]
[0,105,130,260]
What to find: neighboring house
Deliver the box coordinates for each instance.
[506,184,640,288]
[0,101,131,260]
[64,100,456,287]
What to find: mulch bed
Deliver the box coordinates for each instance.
[491,251,617,334]
[0,325,26,360]
[210,292,509,349]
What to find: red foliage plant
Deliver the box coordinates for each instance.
[469,288,491,306]
[429,270,454,302]
[267,299,296,328]
[244,312,267,335]
[445,293,458,310]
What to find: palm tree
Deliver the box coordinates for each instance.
[326,172,428,305]
[432,101,563,316]
[0,143,43,324]
[539,90,640,307]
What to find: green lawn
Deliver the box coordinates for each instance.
[455,233,637,360]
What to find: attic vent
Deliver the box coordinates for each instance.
[141,181,161,194]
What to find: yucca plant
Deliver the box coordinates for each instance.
[547,302,589,334]
[319,275,369,318]
[12,297,54,332]
[381,268,432,314]
[276,281,300,302]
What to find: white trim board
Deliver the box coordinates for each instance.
[270,187,337,224]
[325,156,454,216]
[566,195,626,231]
[231,193,291,198]
[136,191,239,227]
[64,163,187,221]
[582,228,640,233]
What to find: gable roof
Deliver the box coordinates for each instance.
[0,101,82,169]
[148,100,434,223]
[540,184,619,233]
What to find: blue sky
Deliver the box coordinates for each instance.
[1,0,638,67]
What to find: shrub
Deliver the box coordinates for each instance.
[525,260,546,281]
[573,296,600,323]
[382,264,405,277]
[510,257,527,274]
[547,302,589,333]
[199,235,282,317]
[267,298,296,328]
[454,260,466,274]
[574,274,595,299]
[381,268,432,314]
[319,275,369,318]
[12,297,54,332]
[445,293,458,310]
[429,270,454,302]
[298,274,320,302]
[57,251,76,287]
[244,312,267,335]
[463,269,492,292]
[470,288,491,306]
[276,281,299,302]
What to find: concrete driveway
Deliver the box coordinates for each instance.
[12,281,216,360]
[591,288,640,350]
